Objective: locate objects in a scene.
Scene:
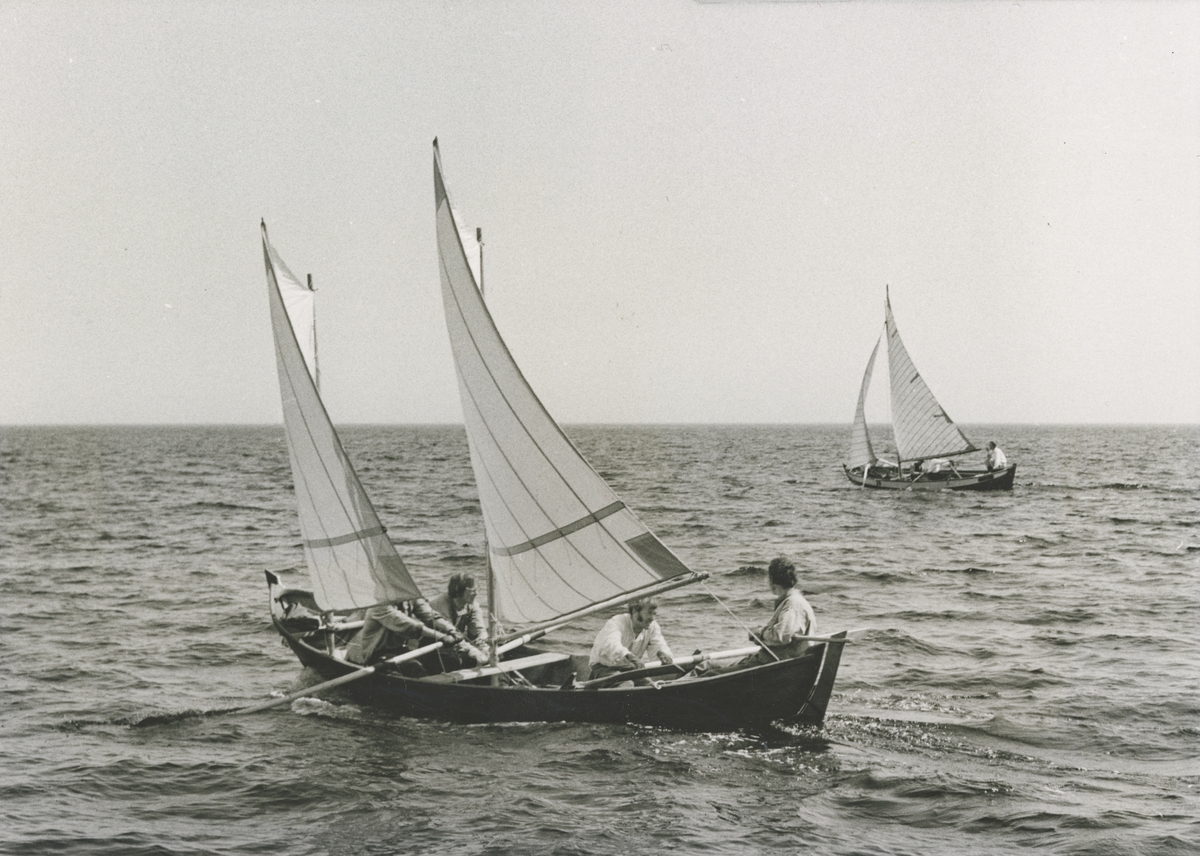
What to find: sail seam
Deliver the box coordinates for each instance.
[492,502,626,557]
[463,391,573,619]
[264,233,421,610]
[269,253,366,604]
[303,526,387,550]
[435,180,676,622]
[437,233,595,618]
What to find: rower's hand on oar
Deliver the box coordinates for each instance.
[656,651,674,665]
[464,644,487,666]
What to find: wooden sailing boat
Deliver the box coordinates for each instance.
[259,145,847,730]
[844,290,1016,491]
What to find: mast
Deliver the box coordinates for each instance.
[477,224,499,667]
[307,273,319,392]
[886,286,900,474]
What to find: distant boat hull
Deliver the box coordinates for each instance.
[843,463,1017,492]
[271,613,845,732]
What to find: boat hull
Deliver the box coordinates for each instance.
[843,463,1016,492]
[272,615,845,731]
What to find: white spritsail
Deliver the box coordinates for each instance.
[433,142,696,628]
[268,237,319,388]
[845,336,880,471]
[262,222,422,612]
[884,292,976,463]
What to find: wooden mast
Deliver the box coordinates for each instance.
[307,273,319,392]
[477,225,499,668]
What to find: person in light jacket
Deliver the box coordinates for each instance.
[430,572,490,663]
[751,557,815,663]
[700,557,815,675]
[346,596,485,671]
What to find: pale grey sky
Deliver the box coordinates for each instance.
[2,1,1197,425]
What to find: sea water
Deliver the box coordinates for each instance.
[1,424,1197,855]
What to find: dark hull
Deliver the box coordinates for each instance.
[844,463,1016,492]
[272,615,845,731]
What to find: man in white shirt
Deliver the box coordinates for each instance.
[588,598,675,681]
[986,441,1008,471]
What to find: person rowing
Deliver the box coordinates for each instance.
[587,597,676,684]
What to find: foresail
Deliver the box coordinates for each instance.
[262,223,422,612]
[846,336,880,470]
[270,240,319,387]
[885,295,977,462]
[433,143,692,627]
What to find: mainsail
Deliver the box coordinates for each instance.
[262,222,422,612]
[884,292,977,463]
[433,142,695,627]
[845,336,880,471]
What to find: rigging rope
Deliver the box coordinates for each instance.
[700,580,781,662]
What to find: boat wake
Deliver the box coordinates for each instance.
[125,707,240,728]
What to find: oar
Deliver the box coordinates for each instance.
[494,621,569,657]
[236,621,566,713]
[232,639,446,715]
[578,645,761,689]
[577,632,864,690]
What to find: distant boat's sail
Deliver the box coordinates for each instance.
[433,142,694,627]
[846,336,880,471]
[884,293,977,462]
[262,223,422,612]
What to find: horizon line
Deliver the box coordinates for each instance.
[2,421,1197,429]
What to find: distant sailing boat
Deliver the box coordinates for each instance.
[257,146,849,730]
[844,290,1016,491]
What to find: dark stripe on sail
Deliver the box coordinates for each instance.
[304,526,387,549]
[625,532,691,578]
[493,502,626,557]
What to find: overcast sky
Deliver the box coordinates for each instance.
[2,1,1197,426]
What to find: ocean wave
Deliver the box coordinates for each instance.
[185,501,269,512]
[923,566,997,575]
[1016,608,1099,626]
[4,423,1197,856]
[726,564,766,578]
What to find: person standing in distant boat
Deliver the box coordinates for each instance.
[588,597,675,681]
[986,441,1008,472]
[430,572,490,663]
